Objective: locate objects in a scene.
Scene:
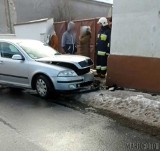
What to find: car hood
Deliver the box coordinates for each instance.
[35,55,90,63]
[35,55,93,75]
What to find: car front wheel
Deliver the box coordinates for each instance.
[35,75,53,99]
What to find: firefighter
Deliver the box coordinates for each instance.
[96,17,111,78]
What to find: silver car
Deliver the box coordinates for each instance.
[0,39,94,98]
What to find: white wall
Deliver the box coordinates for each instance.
[14,21,47,42]
[111,0,160,58]
[46,18,54,35]
[0,34,16,39]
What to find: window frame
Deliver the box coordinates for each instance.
[0,42,22,59]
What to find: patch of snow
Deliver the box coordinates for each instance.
[78,90,160,127]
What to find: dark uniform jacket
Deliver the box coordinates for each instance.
[96,26,111,54]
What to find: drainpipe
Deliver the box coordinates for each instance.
[4,0,16,33]
[6,0,13,33]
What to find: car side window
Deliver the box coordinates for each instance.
[0,42,20,59]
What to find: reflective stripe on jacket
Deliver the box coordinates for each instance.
[96,26,111,54]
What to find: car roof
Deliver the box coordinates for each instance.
[0,39,42,44]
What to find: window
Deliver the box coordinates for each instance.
[0,42,20,59]
[18,41,59,59]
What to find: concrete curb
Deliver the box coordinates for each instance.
[52,93,160,138]
[87,105,160,137]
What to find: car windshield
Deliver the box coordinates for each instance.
[18,41,60,59]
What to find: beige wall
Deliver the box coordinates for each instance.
[111,0,160,58]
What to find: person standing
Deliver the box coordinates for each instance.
[49,31,59,50]
[96,17,111,78]
[61,21,77,54]
[79,26,91,57]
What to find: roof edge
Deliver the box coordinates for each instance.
[14,18,52,26]
[72,0,112,6]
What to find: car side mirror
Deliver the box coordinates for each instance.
[12,54,24,61]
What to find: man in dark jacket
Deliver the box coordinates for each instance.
[96,17,111,78]
[61,21,77,54]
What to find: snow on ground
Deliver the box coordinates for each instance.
[76,89,160,127]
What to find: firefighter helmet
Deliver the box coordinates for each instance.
[97,17,108,26]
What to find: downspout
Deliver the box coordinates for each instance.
[7,0,13,33]
[6,0,13,33]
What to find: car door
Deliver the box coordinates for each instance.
[0,42,29,88]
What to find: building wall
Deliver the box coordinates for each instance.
[111,0,160,58]
[14,21,46,41]
[107,0,160,93]
[15,0,112,22]
[71,0,111,20]
[14,18,55,43]
[0,34,16,39]
[1,0,111,33]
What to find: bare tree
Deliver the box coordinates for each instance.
[52,0,75,22]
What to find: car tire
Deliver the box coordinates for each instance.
[35,75,53,99]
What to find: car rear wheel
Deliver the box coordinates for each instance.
[35,75,53,99]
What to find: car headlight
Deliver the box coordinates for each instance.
[58,70,77,77]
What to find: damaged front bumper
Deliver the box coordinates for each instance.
[52,72,94,91]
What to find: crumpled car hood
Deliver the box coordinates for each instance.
[35,55,90,64]
[35,55,93,75]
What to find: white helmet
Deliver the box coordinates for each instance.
[97,17,108,26]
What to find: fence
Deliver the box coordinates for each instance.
[54,18,102,67]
